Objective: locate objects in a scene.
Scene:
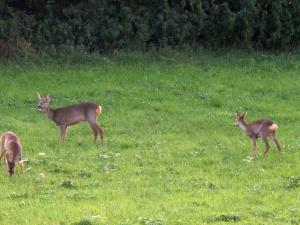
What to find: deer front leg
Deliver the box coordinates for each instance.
[0,151,5,160]
[19,161,24,174]
[60,125,68,143]
[4,158,8,170]
[263,136,270,156]
[1,154,7,171]
[252,139,258,157]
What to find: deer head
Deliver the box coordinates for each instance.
[235,111,247,126]
[37,92,51,112]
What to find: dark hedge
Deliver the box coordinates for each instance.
[0,0,299,55]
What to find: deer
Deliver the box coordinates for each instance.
[37,93,104,145]
[235,112,281,157]
[0,131,24,176]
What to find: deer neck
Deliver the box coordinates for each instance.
[238,120,248,133]
[44,107,55,120]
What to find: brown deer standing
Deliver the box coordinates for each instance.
[235,112,281,157]
[0,131,24,176]
[37,93,104,144]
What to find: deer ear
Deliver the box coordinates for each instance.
[243,111,248,118]
[236,111,240,117]
[37,92,41,100]
[47,93,51,100]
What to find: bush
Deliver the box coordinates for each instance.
[0,0,299,56]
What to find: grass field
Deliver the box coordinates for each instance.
[0,51,299,225]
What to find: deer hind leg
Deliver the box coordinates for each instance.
[87,110,104,144]
[60,125,68,143]
[90,125,98,144]
[262,136,270,156]
[271,134,281,152]
[95,124,104,145]
[90,123,104,145]
[252,139,258,157]
[19,161,24,174]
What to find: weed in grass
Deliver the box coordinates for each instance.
[9,192,28,199]
[61,180,77,189]
[206,214,241,223]
[73,220,93,225]
[209,97,223,108]
[66,192,96,200]
[139,217,165,225]
[284,176,300,190]
[192,201,209,208]
[78,170,92,179]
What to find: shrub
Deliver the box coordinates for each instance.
[0,0,299,57]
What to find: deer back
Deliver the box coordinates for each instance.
[0,132,22,175]
[247,119,276,136]
[6,141,22,162]
[51,102,100,126]
[1,132,22,157]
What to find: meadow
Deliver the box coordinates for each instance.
[0,51,299,225]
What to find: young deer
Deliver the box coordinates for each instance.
[235,112,281,157]
[0,131,24,176]
[37,93,104,144]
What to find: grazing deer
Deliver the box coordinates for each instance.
[235,112,281,157]
[0,131,24,176]
[37,93,104,144]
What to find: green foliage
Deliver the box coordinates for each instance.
[0,0,299,56]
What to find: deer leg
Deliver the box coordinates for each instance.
[90,125,98,144]
[90,123,104,145]
[1,154,6,171]
[0,151,5,160]
[60,125,68,143]
[0,139,5,160]
[4,158,8,170]
[0,152,6,172]
[19,161,24,174]
[271,136,281,152]
[96,124,104,144]
[263,136,270,156]
[252,139,258,157]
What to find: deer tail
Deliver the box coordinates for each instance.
[269,123,278,132]
[96,105,102,115]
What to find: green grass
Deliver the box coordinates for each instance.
[0,51,299,225]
